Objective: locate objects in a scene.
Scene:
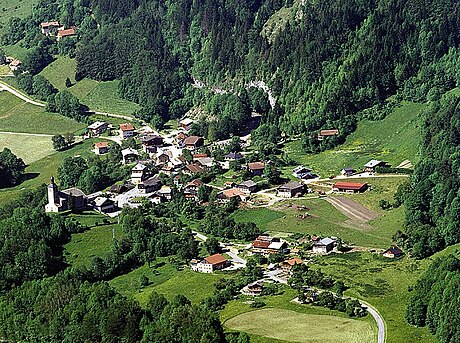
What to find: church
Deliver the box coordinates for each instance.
[45,177,87,213]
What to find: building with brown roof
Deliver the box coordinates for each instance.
[237,180,257,194]
[191,253,229,273]
[57,28,76,40]
[94,141,109,155]
[281,257,303,272]
[217,188,249,203]
[241,280,264,296]
[318,129,339,140]
[40,21,61,35]
[119,123,135,139]
[185,163,205,175]
[277,181,306,198]
[382,246,403,258]
[184,136,204,150]
[333,181,368,193]
[251,235,288,254]
[248,161,265,176]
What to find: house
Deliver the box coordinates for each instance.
[94,141,109,155]
[109,184,128,194]
[318,129,339,140]
[224,181,236,188]
[217,188,249,203]
[364,160,387,172]
[183,179,204,201]
[281,257,303,272]
[179,118,194,131]
[185,163,205,175]
[92,196,116,213]
[225,152,243,161]
[121,148,139,164]
[184,136,204,150]
[131,163,147,184]
[157,186,173,201]
[40,21,61,35]
[156,151,171,165]
[119,123,135,139]
[57,27,76,40]
[241,280,264,296]
[88,121,108,135]
[45,177,87,213]
[340,167,354,176]
[277,181,306,198]
[176,132,188,145]
[251,235,288,255]
[193,153,208,161]
[191,253,229,273]
[382,246,403,258]
[9,59,21,71]
[237,180,257,194]
[138,176,162,194]
[196,157,214,169]
[312,237,336,253]
[140,134,163,154]
[333,181,368,193]
[292,166,313,179]
[248,162,265,176]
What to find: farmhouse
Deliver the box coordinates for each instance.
[340,167,354,176]
[217,188,249,203]
[318,129,339,140]
[119,123,135,139]
[88,121,108,135]
[280,257,303,273]
[92,197,116,213]
[382,246,403,258]
[121,148,139,164]
[40,21,61,35]
[224,152,243,161]
[237,180,257,194]
[248,161,265,176]
[184,136,204,150]
[138,176,162,194]
[292,166,313,179]
[131,163,147,184]
[312,237,336,254]
[57,28,76,40]
[364,159,387,172]
[140,134,163,154]
[277,181,306,198]
[9,59,22,71]
[45,177,87,213]
[191,253,229,273]
[251,235,288,255]
[241,280,264,296]
[94,141,109,155]
[333,181,368,193]
[179,118,194,130]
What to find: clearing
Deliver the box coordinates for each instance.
[225,308,375,343]
[40,56,141,115]
[0,132,53,164]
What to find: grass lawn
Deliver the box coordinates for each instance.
[110,261,226,307]
[40,56,140,114]
[314,252,438,343]
[0,133,53,164]
[283,101,425,177]
[0,92,84,134]
[0,65,11,75]
[2,44,30,61]
[225,307,375,343]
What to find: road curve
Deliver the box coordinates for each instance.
[361,301,385,343]
[0,81,46,107]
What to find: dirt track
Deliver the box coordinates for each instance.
[325,196,379,222]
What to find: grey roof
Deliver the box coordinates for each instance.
[141,176,161,186]
[317,237,335,246]
[225,152,243,160]
[94,197,113,206]
[88,121,107,130]
[61,188,86,197]
[279,181,304,190]
[122,148,139,157]
[239,180,257,188]
[364,160,382,168]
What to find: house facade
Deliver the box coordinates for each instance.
[312,238,336,253]
[237,180,257,194]
[277,181,306,198]
[191,254,229,273]
[94,141,109,155]
[119,123,135,139]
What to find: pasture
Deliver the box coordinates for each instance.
[0,132,53,164]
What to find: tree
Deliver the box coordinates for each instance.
[0,148,26,187]
[204,236,220,255]
[64,132,75,146]
[0,48,6,65]
[139,274,149,288]
[52,134,67,151]
[65,77,72,88]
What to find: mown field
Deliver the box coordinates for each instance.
[283,101,425,177]
[0,132,53,164]
[40,57,140,115]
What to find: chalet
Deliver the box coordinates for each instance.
[184,136,204,150]
[9,59,21,71]
[241,280,264,296]
[277,181,306,198]
[92,196,116,213]
[156,151,171,165]
[40,21,61,35]
[237,180,257,194]
[185,163,205,175]
[131,163,148,185]
[119,123,135,139]
[179,118,194,131]
[340,167,354,176]
[281,257,303,272]
[45,177,87,213]
[121,148,138,164]
[57,27,76,40]
[217,188,249,203]
[191,253,229,273]
[318,129,339,140]
[94,141,109,155]
[196,157,214,169]
[364,160,387,172]
[140,134,163,154]
[312,237,336,254]
[333,181,368,193]
[224,181,236,188]
[251,235,288,255]
[247,162,265,176]
[109,184,128,194]
[176,132,188,144]
[183,179,204,201]
[382,246,403,258]
[138,176,161,194]
[224,152,243,161]
[292,166,313,179]
[88,121,108,135]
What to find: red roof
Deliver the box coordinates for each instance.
[184,136,204,146]
[205,253,227,265]
[119,123,134,131]
[186,163,205,174]
[95,142,109,149]
[193,153,208,159]
[333,182,367,190]
[283,257,303,266]
[253,240,270,249]
[57,28,76,37]
[187,179,204,187]
[248,162,265,171]
[222,188,245,198]
[320,129,339,136]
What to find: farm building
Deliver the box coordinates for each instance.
[217,188,249,203]
[364,160,387,172]
[318,129,339,140]
[237,180,257,194]
[179,118,194,130]
[94,141,109,155]
[312,237,336,253]
[280,257,304,272]
[184,136,204,150]
[277,181,306,198]
[333,181,368,193]
[57,27,76,40]
[382,247,403,258]
[251,235,288,255]
[92,197,116,213]
[191,254,229,273]
[247,161,265,176]
[340,167,354,176]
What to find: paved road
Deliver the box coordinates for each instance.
[0,81,46,107]
[361,301,385,343]
[93,111,135,121]
[227,250,247,265]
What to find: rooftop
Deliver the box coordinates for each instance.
[204,253,227,265]
[95,141,109,149]
[57,28,76,37]
[279,181,304,190]
[248,161,265,170]
[88,121,107,130]
[334,181,367,190]
[119,123,134,131]
[364,159,383,168]
[184,136,204,145]
[239,180,257,188]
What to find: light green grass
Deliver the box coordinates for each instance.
[226,307,375,343]
[2,44,30,61]
[0,133,53,164]
[0,65,11,75]
[0,92,84,134]
[0,0,38,33]
[40,56,140,114]
[283,101,425,177]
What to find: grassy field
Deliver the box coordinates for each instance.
[0,133,53,164]
[0,92,84,134]
[0,65,11,75]
[283,101,425,177]
[226,308,375,343]
[0,0,38,32]
[40,57,140,114]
